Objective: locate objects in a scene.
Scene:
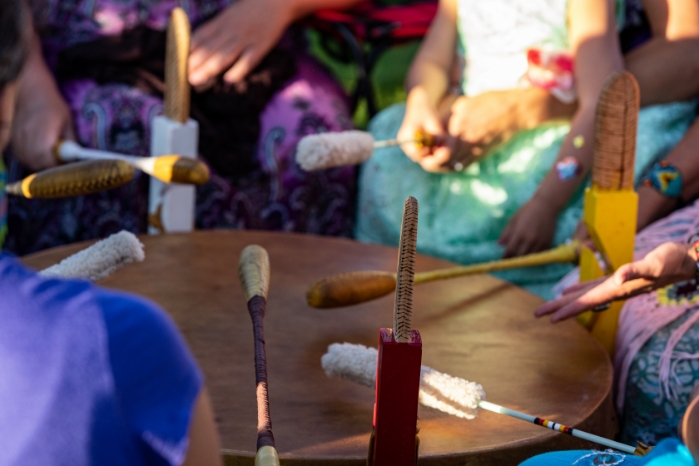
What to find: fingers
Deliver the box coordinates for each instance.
[561,276,605,295]
[613,259,658,285]
[419,146,452,173]
[189,41,244,87]
[223,47,263,84]
[534,287,587,317]
[548,277,620,322]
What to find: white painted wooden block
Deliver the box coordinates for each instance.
[148,115,199,234]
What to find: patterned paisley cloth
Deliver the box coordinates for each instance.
[3,0,356,254]
[354,0,698,299]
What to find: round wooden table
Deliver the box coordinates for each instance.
[24,231,615,465]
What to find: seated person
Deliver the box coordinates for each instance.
[544,108,699,443]
[355,0,698,299]
[533,240,699,465]
[5,0,363,255]
[0,6,221,463]
[0,251,223,465]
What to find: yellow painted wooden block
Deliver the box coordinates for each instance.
[580,187,637,356]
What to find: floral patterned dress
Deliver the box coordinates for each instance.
[3,0,356,254]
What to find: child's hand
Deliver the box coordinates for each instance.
[535,242,697,322]
[398,89,450,172]
[499,197,558,258]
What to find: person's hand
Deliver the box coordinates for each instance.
[499,197,559,258]
[188,0,291,89]
[535,242,697,322]
[445,92,523,168]
[11,52,75,171]
[397,89,450,172]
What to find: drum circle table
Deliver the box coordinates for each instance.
[23,231,616,465]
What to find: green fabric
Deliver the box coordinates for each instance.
[356,101,697,299]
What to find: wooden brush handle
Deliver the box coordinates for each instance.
[5,160,135,199]
[152,155,210,185]
[306,241,580,309]
[239,245,271,301]
[592,71,639,190]
[164,7,191,123]
[254,446,280,466]
[414,240,580,285]
[306,271,397,308]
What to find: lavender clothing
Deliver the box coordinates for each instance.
[5,0,355,255]
[0,253,202,465]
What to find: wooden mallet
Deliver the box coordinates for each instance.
[238,245,280,466]
[55,140,209,185]
[369,196,422,466]
[307,240,581,309]
[5,159,135,198]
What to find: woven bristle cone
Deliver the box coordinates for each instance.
[592,71,639,190]
[393,196,418,343]
[27,160,135,198]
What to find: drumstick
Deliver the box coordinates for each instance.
[5,159,135,198]
[55,140,210,185]
[238,245,280,466]
[40,231,144,281]
[307,240,581,309]
[322,342,641,456]
[296,129,435,171]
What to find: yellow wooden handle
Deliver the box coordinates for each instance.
[238,245,271,301]
[255,446,280,466]
[306,241,580,309]
[5,159,135,199]
[164,7,191,123]
[152,155,210,184]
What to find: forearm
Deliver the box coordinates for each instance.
[17,31,57,99]
[405,62,451,110]
[532,107,596,212]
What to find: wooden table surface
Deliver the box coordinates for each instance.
[23,231,616,465]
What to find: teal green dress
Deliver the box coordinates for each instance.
[355,0,697,299]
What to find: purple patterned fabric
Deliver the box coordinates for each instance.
[6,0,355,255]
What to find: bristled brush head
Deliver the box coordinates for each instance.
[40,230,144,281]
[321,342,486,419]
[296,131,375,171]
[393,196,418,343]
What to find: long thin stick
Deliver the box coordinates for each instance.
[238,245,280,466]
[306,240,581,309]
[56,141,209,185]
[478,400,636,454]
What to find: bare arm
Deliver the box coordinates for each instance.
[636,117,699,230]
[499,0,624,257]
[627,0,699,105]
[181,388,223,466]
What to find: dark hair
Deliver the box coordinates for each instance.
[0,0,28,88]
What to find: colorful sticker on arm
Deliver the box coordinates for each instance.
[555,156,582,181]
[643,161,683,198]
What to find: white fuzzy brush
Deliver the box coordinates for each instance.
[296,131,376,171]
[321,342,640,455]
[321,342,485,419]
[40,231,145,281]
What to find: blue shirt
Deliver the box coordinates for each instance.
[0,253,203,466]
